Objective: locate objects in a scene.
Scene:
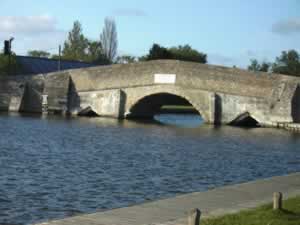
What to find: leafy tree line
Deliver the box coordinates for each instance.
[2,16,298,78]
[27,50,51,58]
[139,43,207,63]
[248,49,300,77]
[2,18,207,73]
[114,44,207,64]
[27,18,118,65]
[0,18,118,75]
[27,23,207,65]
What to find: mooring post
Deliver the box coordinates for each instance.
[273,192,282,210]
[42,94,48,114]
[188,208,201,225]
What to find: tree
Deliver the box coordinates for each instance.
[248,59,270,72]
[248,59,260,71]
[100,18,118,63]
[260,62,271,72]
[86,40,102,63]
[272,50,300,77]
[61,20,110,65]
[116,55,136,64]
[0,53,21,76]
[27,50,50,58]
[86,40,110,64]
[62,21,89,61]
[140,43,207,63]
[145,43,173,60]
[169,45,207,63]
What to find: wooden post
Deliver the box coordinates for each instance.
[42,94,48,114]
[188,208,201,225]
[273,192,282,210]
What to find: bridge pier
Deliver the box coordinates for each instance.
[69,89,125,118]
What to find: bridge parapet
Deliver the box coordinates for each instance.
[69,60,281,98]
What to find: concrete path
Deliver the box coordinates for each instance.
[37,172,300,225]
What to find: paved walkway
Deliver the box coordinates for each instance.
[37,172,300,225]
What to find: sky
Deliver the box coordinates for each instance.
[0,0,299,68]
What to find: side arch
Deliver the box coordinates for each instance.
[229,111,261,127]
[123,86,212,123]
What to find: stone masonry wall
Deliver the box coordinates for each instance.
[69,60,300,98]
[1,60,300,126]
[69,89,123,118]
[43,72,70,113]
[0,75,44,112]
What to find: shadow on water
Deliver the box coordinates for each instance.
[153,113,204,128]
[125,113,206,129]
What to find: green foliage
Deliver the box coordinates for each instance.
[138,55,148,62]
[86,41,102,63]
[260,62,271,72]
[27,50,50,58]
[272,50,300,77]
[116,55,136,64]
[61,20,110,65]
[145,43,173,60]
[248,50,300,76]
[50,54,60,60]
[0,53,22,76]
[169,45,207,63]
[86,40,110,64]
[248,59,270,72]
[140,43,207,63]
[62,21,89,61]
[202,196,300,225]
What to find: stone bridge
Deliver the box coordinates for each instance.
[1,60,300,126]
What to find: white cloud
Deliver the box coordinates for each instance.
[0,14,59,35]
[272,18,300,35]
[112,8,147,17]
[0,15,66,55]
[18,32,66,55]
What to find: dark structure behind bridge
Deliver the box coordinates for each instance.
[15,56,97,75]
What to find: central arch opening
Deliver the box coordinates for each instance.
[126,93,203,127]
[292,85,300,123]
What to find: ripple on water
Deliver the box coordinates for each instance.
[0,113,300,224]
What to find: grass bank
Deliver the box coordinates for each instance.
[159,105,198,114]
[202,195,300,225]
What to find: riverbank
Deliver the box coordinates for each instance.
[36,172,300,225]
[159,105,198,114]
[201,195,300,225]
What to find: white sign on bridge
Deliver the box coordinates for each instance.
[154,74,176,84]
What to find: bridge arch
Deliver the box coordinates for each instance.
[292,85,300,123]
[124,87,211,122]
[229,111,261,127]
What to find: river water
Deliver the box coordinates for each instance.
[0,113,300,225]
